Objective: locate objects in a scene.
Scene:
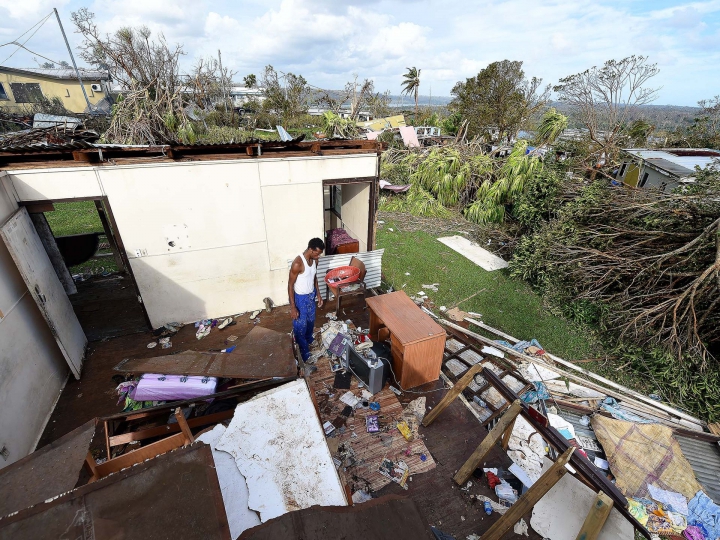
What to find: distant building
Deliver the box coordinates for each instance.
[616,148,720,192]
[0,66,112,114]
[229,86,265,108]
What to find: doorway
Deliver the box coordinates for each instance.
[22,198,149,342]
[323,178,376,255]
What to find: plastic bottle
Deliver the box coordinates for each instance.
[483,501,492,515]
[472,396,487,408]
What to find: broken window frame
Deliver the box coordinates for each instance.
[9,82,44,103]
[0,82,9,100]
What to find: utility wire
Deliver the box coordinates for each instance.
[1,11,54,64]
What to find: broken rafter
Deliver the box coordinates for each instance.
[438,317,703,429]
[462,317,705,428]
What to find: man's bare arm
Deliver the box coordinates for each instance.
[288,257,303,319]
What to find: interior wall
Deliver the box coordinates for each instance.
[339,183,370,252]
[5,154,377,328]
[0,177,68,467]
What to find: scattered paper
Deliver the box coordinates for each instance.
[594,457,610,470]
[648,484,689,515]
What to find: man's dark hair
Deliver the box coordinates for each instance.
[308,238,325,251]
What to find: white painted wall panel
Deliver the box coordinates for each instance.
[259,155,377,187]
[99,162,265,257]
[340,183,370,252]
[0,185,67,467]
[8,169,102,201]
[0,294,68,466]
[128,243,288,327]
[261,183,324,270]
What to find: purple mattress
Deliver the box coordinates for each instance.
[133,373,218,401]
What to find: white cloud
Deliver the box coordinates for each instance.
[0,0,718,105]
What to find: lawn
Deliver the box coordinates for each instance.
[376,213,598,362]
[44,201,118,274]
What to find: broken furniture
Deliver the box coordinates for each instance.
[101,377,293,460]
[0,444,231,540]
[326,256,367,312]
[366,291,446,389]
[326,227,360,255]
[88,407,195,482]
[113,326,296,379]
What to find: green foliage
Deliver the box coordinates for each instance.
[536,108,568,145]
[320,111,359,138]
[465,141,544,224]
[411,147,491,206]
[512,168,563,230]
[450,60,549,142]
[401,67,421,114]
[441,112,463,135]
[381,185,451,218]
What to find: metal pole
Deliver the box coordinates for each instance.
[53,8,93,113]
[218,49,228,113]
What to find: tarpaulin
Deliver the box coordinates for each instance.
[591,416,703,500]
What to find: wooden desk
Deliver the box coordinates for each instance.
[365,291,446,389]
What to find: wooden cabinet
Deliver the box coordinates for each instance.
[366,291,446,390]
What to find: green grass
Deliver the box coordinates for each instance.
[376,218,597,362]
[44,201,118,274]
[45,201,104,237]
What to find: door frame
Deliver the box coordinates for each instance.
[322,176,378,251]
[17,195,153,330]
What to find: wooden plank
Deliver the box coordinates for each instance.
[481,447,575,540]
[708,423,720,436]
[109,409,236,447]
[501,417,517,451]
[423,364,484,426]
[92,432,188,481]
[174,408,195,444]
[85,451,99,481]
[453,400,522,485]
[575,492,614,540]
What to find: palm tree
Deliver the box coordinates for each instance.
[401,67,421,119]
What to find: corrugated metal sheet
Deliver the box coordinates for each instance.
[314,249,385,297]
[676,435,720,504]
[0,140,98,152]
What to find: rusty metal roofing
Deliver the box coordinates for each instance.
[676,434,720,504]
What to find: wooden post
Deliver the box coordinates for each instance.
[453,400,522,485]
[422,364,484,427]
[575,492,614,540]
[85,451,99,482]
[501,417,517,451]
[174,407,195,444]
[94,200,125,272]
[481,447,575,540]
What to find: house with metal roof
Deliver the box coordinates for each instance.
[616,148,720,192]
[0,66,112,114]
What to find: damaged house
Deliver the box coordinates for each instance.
[0,138,718,540]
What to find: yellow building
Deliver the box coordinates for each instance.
[0,66,111,114]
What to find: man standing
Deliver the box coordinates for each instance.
[288,238,325,363]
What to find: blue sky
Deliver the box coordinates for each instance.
[1,0,719,106]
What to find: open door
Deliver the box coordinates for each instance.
[0,207,86,378]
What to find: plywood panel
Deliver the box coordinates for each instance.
[128,243,286,328]
[99,161,265,256]
[8,169,102,201]
[262,183,323,270]
[259,155,377,187]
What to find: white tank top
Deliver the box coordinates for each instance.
[294,252,316,295]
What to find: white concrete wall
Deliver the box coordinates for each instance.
[5,154,377,328]
[339,183,370,252]
[0,177,68,467]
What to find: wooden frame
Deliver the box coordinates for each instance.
[90,408,194,482]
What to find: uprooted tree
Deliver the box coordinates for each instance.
[449,60,549,143]
[511,165,720,364]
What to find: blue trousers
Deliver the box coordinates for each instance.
[293,291,316,362]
